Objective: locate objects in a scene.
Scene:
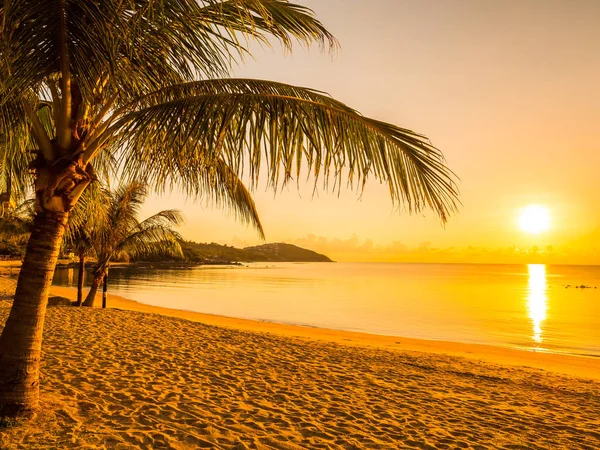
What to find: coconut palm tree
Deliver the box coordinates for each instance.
[0,0,459,414]
[71,226,94,307]
[80,182,184,308]
[63,184,106,306]
[64,170,260,307]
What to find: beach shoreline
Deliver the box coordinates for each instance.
[49,284,600,381]
[0,275,598,449]
[1,264,597,380]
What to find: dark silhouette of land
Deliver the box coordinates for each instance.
[182,242,333,263]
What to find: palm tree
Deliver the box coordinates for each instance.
[63,184,105,306]
[80,182,184,308]
[72,228,93,307]
[0,1,458,414]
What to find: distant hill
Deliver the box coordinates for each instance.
[243,243,333,262]
[0,225,334,263]
[182,242,333,263]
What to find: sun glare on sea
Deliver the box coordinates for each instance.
[519,205,551,234]
[527,264,548,344]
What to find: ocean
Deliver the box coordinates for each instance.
[53,262,600,357]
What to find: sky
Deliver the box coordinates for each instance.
[142,0,600,264]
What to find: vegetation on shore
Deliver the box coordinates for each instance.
[0,222,332,264]
[182,242,333,263]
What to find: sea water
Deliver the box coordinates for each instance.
[53,262,600,357]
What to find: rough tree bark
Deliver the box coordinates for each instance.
[82,271,104,307]
[0,211,68,416]
[75,252,85,307]
[102,269,108,309]
[0,140,95,415]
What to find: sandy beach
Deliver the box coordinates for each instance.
[0,276,599,449]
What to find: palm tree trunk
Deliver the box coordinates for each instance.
[102,269,108,309]
[75,253,85,307]
[82,273,103,307]
[0,210,68,416]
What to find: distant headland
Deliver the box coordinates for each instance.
[0,230,333,264]
[181,242,333,264]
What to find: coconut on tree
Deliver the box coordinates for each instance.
[0,0,458,415]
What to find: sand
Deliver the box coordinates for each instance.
[0,277,599,449]
[49,286,600,382]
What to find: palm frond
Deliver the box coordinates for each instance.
[0,94,34,202]
[108,182,148,234]
[207,158,265,239]
[1,1,457,235]
[111,79,459,221]
[136,209,185,229]
[197,0,338,52]
[0,199,35,236]
[111,202,184,260]
[115,224,183,260]
[0,0,336,105]
[66,180,185,269]
[63,182,108,252]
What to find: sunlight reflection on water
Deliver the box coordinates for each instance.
[53,262,600,356]
[527,264,548,344]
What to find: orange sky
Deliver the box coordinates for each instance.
[142,0,600,264]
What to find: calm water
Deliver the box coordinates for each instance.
[53,263,600,357]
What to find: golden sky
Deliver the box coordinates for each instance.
[142,0,600,264]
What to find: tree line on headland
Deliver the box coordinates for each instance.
[182,241,332,263]
[0,208,332,264]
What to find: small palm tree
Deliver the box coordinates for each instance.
[71,227,94,307]
[0,1,458,414]
[79,182,184,308]
[63,184,105,306]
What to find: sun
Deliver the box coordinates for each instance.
[519,205,551,234]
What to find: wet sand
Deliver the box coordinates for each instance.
[0,277,598,449]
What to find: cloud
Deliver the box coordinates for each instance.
[292,234,375,253]
[287,235,599,264]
